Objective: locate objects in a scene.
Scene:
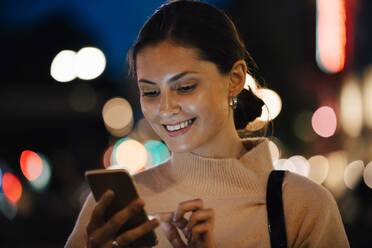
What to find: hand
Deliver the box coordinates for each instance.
[155,199,215,248]
[86,190,159,248]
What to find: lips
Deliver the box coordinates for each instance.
[162,117,197,137]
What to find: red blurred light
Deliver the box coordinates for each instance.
[20,150,43,181]
[2,173,22,204]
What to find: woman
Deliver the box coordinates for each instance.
[65,1,349,247]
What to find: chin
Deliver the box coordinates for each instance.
[164,140,198,153]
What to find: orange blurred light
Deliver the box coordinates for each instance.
[20,150,43,181]
[2,173,22,204]
[316,0,346,73]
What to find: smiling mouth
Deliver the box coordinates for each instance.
[162,117,197,133]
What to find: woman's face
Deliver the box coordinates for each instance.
[136,41,231,153]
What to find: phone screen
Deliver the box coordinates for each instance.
[85,169,158,246]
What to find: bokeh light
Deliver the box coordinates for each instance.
[102,97,133,137]
[75,47,106,80]
[244,73,258,92]
[344,160,364,189]
[255,89,282,121]
[340,75,363,137]
[2,173,22,204]
[50,50,77,82]
[362,66,372,129]
[324,151,347,197]
[316,0,346,73]
[274,159,296,173]
[20,150,43,181]
[102,145,114,168]
[268,140,280,162]
[0,193,17,219]
[112,138,148,175]
[363,161,372,189]
[0,168,2,191]
[308,155,329,184]
[311,106,337,138]
[288,155,310,177]
[144,140,171,168]
[29,155,51,191]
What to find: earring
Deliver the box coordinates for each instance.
[229,95,238,109]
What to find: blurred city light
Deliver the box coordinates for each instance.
[255,89,282,121]
[288,155,310,177]
[0,168,2,191]
[102,145,114,168]
[29,155,51,191]
[69,83,97,113]
[268,140,280,162]
[308,155,329,184]
[340,75,363,137]
[2,172,22,204]
[324,151,347,197]
[363,161,372,189]
[112,138,148,175]
[311,106,337,138]
[144,140,171,168]
[274,159,296,173]
[316,0,346,73]
[102,97,133,137]
[0,193,17,220]
[293,111,317,142]
[20,150,43,181]
[363,66,372,129]
[75,47,106,80]
[244,73,258,92]
[344,160,364,190]
[50,50,77,82]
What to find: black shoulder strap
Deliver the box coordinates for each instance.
[266,170,287,248]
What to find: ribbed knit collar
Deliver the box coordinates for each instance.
[154,137,274,199]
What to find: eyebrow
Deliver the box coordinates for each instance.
[138,71,198,85]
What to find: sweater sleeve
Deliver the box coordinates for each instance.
[64,193,96,248]
[282,172,350,248]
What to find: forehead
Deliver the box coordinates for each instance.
[136,41,205,80]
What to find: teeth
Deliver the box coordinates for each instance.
[166,119,194,132]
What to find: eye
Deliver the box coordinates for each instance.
[142,89,160,97]
[177,84,197,93]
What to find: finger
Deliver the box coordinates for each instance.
[186,208,214,230]
[153,212,187,248]
[190,222,212,245]
[173,198,203,222]
[116,219,160,246]
[95,198,145,241]
[86,190,115,234]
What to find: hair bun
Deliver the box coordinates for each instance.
[233,88,265,129]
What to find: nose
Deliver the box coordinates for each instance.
[159,90,180,118]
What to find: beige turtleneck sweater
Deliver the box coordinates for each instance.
[65,138,349,247]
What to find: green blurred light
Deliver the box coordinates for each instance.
[144,140,171,167]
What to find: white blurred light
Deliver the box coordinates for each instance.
[102,97,133,137]
[274,159,296,173]
[340,75,363,137]
[288,155,310,177]
[75,47,106,80]
[112,139,148,175]
[268,140,280,162]
[324,151,348,197]
[363,66,372,129]
[344,160,364,189]
[308,155,329,184]
[29,155,51,191]
[244,73,258,92]
[363,161,372,189]
[256,89,282,121]
[311,106,337,138]
[50,50,77,82]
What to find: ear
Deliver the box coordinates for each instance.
[228,59,247,96]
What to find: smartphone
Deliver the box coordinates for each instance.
[85,168,158,247]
